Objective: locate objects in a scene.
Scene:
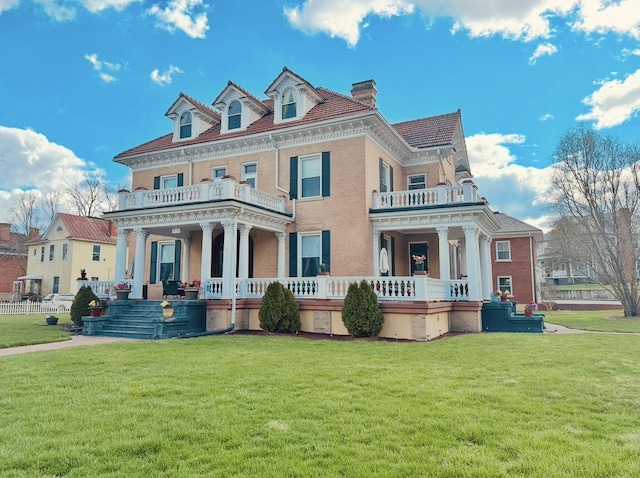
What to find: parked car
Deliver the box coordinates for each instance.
[42,293,75,311]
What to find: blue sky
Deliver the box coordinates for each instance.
[0,0,639,231]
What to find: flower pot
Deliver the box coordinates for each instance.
[524,309,533,317]
[491,295,499,302]
[183,288,199,300]
[415,263,424,271]
[162,307,174,319]
[500,296,508,302]
[90,307,102,317]
[45,316,58,326]
[115,290,131,300]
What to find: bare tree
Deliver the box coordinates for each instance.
[65,172,116,216]
[551,127,640,316]
[10,190,42,236]
[544,217,594,284]
[40,186,63,222]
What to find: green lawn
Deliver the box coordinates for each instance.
[1,333,640,477]
[0,314,71,349]
[543,309,640,333]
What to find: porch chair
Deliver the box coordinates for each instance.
[162,280,182,298]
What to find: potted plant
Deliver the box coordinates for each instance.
[88,300,102,317]
[524,301,538,317]
[160,300,174,319]
[500,289,511,302]
[318,263,330,276]
[182,279,201,300]
[412,254,426,273]
[491,289,501,302]
[77,269,88,280]
[113,282,131,300]
[45,314,58,326]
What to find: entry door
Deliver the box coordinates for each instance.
[409,242,428,274]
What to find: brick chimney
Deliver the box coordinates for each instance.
[351,80,377,108]
[108,221,117,237]
[0,223,10,244]
[28,227,40,239]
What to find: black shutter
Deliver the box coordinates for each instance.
[174,240,182,281]
[391,236,396,276]
[150,241,158,283]
[177,173,184,187]
[389,165,394,192]
[289,156,298,199]
[322,230,330,268]
[289,232,297,277]
[153,176,160,190]
[321,152,330,197]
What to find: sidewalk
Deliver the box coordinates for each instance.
[543,322,589,334]
[0,335,136,357]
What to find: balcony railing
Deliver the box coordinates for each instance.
[118,178,286,213]
[372,182,481,210]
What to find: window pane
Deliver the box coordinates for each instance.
[162,176,178,189]
[302,177,320,197]
[408,174,426,189]
[180,124,191,138]
[228,101,241,130]
[244,164,256,174]
[160,244,174,262]
[282,103,296,119]
[212,167,226,178]
[92,245,101,261]
[302,235,320,256]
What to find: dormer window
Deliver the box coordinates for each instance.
[282,88,297,119]
[179,112,192,138]
[228,101,241,130]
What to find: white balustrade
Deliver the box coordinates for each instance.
[373,184,480,211]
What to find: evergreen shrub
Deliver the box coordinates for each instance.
[342,280,385,338]
[70,286,100,326]
[259,282,301,333]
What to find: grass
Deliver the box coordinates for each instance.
[0,314,71,349]
[1,333,640,477]
[544,309,640,333]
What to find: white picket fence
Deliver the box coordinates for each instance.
[0,300,69,316]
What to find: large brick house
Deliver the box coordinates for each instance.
[0,223,33,300]
[103,67,522,338]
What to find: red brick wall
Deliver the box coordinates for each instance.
[0,254,27,295]
[491,236,538,305]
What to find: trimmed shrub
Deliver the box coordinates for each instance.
[259,282,301,333]
[70,286,100,326]
[342,280,385,338]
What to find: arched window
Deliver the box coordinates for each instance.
[281,88,297,119]
[228,100,241,130]
[179,112,192,138]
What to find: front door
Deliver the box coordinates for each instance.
[211,233,254,277]
[409,242,428,274]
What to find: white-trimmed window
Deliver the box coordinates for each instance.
[497,276,512,295]
[380,161,391,193]
[158,242,175,282]
[496,241,511,261]
[40,246,44,262]
[281,88,297,120]
[300,233,321,277]
[636,259,640,279]
[179,112,192,139]
[300,154,321,198]
[52,276,60,294]
[92,245,101,262]
[228,100,241,130]
[161,175,178,189]
[408,173,426,190]
[12,281,22,296]
[62,243,68,261]
[49,244,55,261]
[212,167,226,181]
[242,163,257,188]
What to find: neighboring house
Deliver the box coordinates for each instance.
[490,212,543,305]
[23,213,117,296]
[103,67,523,337]
[0,223,34,301]
[537,237,596,285]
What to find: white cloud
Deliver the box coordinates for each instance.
[148,0,209,39]
[284,0,414,48]
[539,113,554,121]
[150,65,184,86]
[0,0,20,15]
[79,0,139,13]
[528,42,558,64]
[84,53,122,83]
[576,68,640,129]
[0,126,90,222]
[622,48,640,57]
[283,0,640,46]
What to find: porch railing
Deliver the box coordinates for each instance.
[77,280,132,299]
[118,178,286,213]
[372,181,480,210]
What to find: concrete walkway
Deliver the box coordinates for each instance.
[0,335,136,357]
[543,322,589,334]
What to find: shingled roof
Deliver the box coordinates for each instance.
[391,110,461,149]
[493,212,543,238]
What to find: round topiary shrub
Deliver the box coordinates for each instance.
[259,281,301,333]
[342,280,384,338]
[70,286,100,326]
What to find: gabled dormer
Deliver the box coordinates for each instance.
[166,94,220,143]
[213,81,270,134]
[265,67,325,125]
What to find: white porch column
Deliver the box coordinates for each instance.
[436,226,450,280]
[276,232,286,279]
[114,228,129,284]
[479,235,493,300]
[182,237,191,282]
[238,224,252,279]
[372,231,380,276]
[199,222,214,291]
[462,224,482,301]
[221,219,237,299]
[132,228,147,299]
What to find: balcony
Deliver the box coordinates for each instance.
[118,178,286,213]
[372,181,482,211]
